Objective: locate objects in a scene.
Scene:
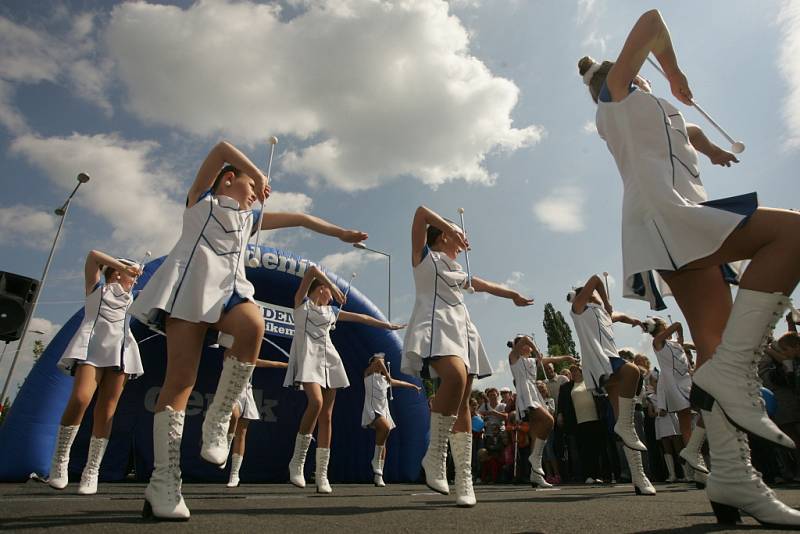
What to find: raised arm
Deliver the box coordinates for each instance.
[571,274,609,315]
[606,10,691,105]
[411,206,467,267]
[293,264,344,308]
[336,311,405,330]
[187,141,268,208]
[470,276,534,307]
[653,321,682,350]
[260,212,367,243]
[84,250,141,295]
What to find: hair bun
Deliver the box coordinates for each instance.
[506,341,514,348]
[578,56,596,76]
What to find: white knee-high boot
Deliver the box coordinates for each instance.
[219,433,235,470]
[614,397,647,451]
[48,425,79,490]
[692,290,795,447]
[664,454,677,483]
[372,445,386,487]
[227,453,243,488]
[704,403,800,527]
[448,432,476,507]
[421,412,457,495]
[623,446,656,496]
[201,358,255,465]
[316,448,332,494]
[78,436,108,495]
[680,426,709,474]
[529,438,552,488]
[288,433,312,488]
[143,406,189,521]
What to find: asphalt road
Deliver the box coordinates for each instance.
[1,480,799,533]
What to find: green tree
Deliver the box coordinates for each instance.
[542,302,578,360]
[32,340,45,361]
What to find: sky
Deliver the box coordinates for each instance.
[0,0,799,397]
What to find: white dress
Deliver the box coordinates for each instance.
[655,411,681,440]
[510,356,545,412]
[570,303,617,393]
[401,247,492,379]
[596,88,756,311]
[235,381,260,420]
[653,340,691,412]
[58,282,143,378]
[284,299,349,390]
[130,192,257,329]
[361,373,396,429]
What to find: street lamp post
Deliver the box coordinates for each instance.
[352,243,391,322]
[0,173,90,404]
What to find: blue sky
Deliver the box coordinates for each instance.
[1,0,798,396]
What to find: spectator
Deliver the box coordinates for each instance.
[557,364,610,484]
[544,363,569,409]
[478,388,507,483]
[500,387,513,407]
[758,327,800,483]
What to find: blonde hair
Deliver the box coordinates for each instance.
[578,56,614,104]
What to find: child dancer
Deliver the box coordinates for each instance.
[507,335,575,488]
[131,140,367,520]
[567,274,655,495]
[226,357,289,488]
[579,9,800,525]
[285,265,404,494]
[402,206,534,507]
[49,250,143,495]
[361,353,422,487]
[643,318,708,477]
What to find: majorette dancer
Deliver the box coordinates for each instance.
[361,353,422,487]
[49,250,144,495]
[402,205,534,507]
[579,9,800,526]
[131,140,367,520]
[285,265,404,494]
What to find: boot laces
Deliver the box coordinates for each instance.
[733,427,775,498]
[455,440,473,495]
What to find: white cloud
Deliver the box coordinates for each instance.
[318,249,381,276]
[576,0,598,25]
[264,191,313,214]
[0,80,29,133]
[106,0,543,191]
[779,0,800,148]
[582,120,597,134]
[0,205,59,250]
[0,13,113,132]
[9,133,183,255]
[532,186,586,233]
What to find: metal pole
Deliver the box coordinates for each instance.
[0,176,86,403]
[387,253,391,323]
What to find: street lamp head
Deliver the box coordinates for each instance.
[77,172,90,183]
[353,243,366,250]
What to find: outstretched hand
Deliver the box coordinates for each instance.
[387,322,407,330]
[512,294,535,307]
[339,229,369,243]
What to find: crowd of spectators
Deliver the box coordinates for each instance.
[456,315,800,486]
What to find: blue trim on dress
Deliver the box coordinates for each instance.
[598,80,636,103]
[700,192,758,227]
[609,356,626,374]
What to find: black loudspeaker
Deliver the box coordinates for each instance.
[0,272,39,342]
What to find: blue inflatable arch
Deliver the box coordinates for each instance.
[0,247,429,483]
